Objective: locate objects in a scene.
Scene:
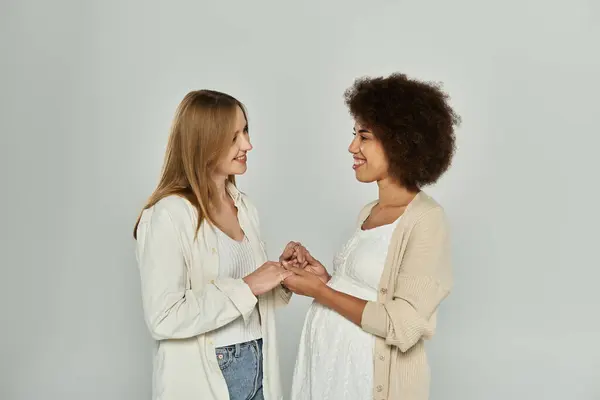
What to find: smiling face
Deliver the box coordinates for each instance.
[348,120,390,183]
[214,105,253,178]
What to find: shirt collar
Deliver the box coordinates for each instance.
[225,181,242,204]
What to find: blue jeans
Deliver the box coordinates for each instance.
[215,339,264,400]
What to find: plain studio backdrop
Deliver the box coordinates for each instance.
[1,0,599,399]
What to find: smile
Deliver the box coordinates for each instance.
[353,158,366,169]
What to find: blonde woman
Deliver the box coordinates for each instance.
[133,90,301,400]
[283,73,460,400]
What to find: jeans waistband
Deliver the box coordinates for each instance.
[215,338,263,357]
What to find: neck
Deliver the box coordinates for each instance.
[377,177,418,208]
[212,175,230,207]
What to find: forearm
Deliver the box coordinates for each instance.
[314,285,367,326]
[143,278,257,340]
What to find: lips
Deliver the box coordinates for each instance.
[353,157,366,169]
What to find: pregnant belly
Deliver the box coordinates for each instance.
[303,276,377,358]
[296,283,376,398]
[327,274,379,302]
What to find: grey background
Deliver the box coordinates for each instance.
[1,0,599,399]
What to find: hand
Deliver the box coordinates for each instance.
[243,261,293,296]
[279,241,308,268]
[301,251,330,284]
[279,242,302,266]
[281,264,327,298]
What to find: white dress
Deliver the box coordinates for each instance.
[290,218,401,400]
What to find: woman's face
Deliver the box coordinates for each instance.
[215,105,253,177]
[348,120,389,183]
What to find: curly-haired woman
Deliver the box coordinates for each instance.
[282,73,460,400]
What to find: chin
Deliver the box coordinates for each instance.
[230,165,248,175]
[354,172,376,183]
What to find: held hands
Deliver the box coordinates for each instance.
[243,261,293,296]
[243,241,330,298]
[299,251,330,285]
[279,242,331,298]
[281,264,327,298]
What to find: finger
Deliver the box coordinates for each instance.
[296,246,307,263]
[305,251,317,264]
[284,264,309,276]
[280,242,296,260]
[282,262,298,272]
[278,271,292,285]
[281,271,294,280]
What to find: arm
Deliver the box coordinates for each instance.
[136,206,258,340]
[314,286,366,326]
[360,207,453,352]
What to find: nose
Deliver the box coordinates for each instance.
[348,135,360,154]
[240,133,253,152]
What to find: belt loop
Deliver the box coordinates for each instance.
[234,343,241,358]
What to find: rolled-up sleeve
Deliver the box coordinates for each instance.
[136,206,257,341]
[360,207,453,352]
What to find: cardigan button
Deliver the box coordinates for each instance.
[376,385,383,392]
[211,248,217,254]
[379,354,385,361]
[380,288,388,294]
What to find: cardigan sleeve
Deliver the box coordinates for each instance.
[360,206,453,352]
[135,204,257,341]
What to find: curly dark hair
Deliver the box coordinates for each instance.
[344,73,460,191]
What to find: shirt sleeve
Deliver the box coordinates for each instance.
[135,205,258,340]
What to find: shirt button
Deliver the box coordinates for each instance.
[380,288,388,294]
[376,385,383,392]
[210,280,215,284]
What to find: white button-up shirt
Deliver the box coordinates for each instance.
[135,183,290,400]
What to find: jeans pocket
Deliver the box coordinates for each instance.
[215,348,233,371]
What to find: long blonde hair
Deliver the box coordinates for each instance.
[133,90,248,239]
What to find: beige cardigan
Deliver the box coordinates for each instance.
[359,191,453,400]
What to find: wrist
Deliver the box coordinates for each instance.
[314,283,332,301]
[242,277,256,295]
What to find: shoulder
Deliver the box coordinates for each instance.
[138,195,196,231]
[405,191,449,232]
